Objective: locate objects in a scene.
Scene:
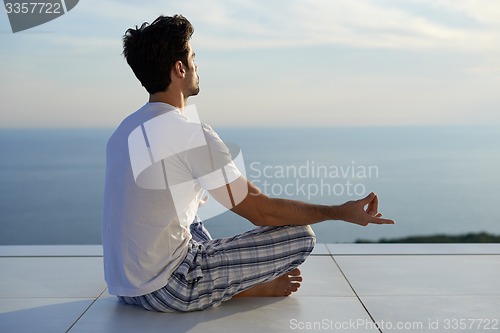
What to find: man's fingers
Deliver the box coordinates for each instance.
[366,194,379,215]
[361,192,376,204]
[370,217,395,225]
[363,192,378,216]
[358,192,394,224]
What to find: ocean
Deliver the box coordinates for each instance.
[1,126,499,244]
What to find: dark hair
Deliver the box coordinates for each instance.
[123,15,194,94]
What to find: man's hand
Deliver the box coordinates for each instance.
[338,192,395,226]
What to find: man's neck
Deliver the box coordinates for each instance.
[149,90,187,109]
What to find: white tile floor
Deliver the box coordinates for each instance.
[0,244,499,333]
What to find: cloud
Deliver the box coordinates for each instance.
[76,0,169,22]
[60,0,500,55]
[436,0,500,26]
[46,35,120,54]
[2,0,499,127]
[127,0,496,54]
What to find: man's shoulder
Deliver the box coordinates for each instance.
[107,103,223,156]
[110,103,183,138]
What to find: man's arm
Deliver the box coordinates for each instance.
[208,176,395,227]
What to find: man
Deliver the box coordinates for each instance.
[102,14,394,313]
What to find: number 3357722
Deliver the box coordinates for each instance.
[5,2,62,14]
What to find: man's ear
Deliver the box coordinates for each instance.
[172,60,186,78]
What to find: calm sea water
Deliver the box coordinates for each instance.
[1,126,499,245]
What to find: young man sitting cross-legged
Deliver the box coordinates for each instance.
[102,14,395,313]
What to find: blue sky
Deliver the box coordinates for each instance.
[1,0,500,128]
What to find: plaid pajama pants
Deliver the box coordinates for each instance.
[118,217,316,312]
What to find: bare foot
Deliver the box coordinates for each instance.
[234,268,303,297]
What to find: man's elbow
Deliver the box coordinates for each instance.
[250,214,273,227]
[233,193,277,227]
[238,206,270,226]
[248,207,280,227]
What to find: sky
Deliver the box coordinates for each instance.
[1,0,500,128]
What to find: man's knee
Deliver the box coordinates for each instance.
[289,225,316,253]
[296,224,316,239]
[304,225,316,250]
[304,224,316,238]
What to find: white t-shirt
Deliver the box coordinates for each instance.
[102,102,241,296]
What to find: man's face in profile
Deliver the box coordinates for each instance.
[184,42,200,97]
